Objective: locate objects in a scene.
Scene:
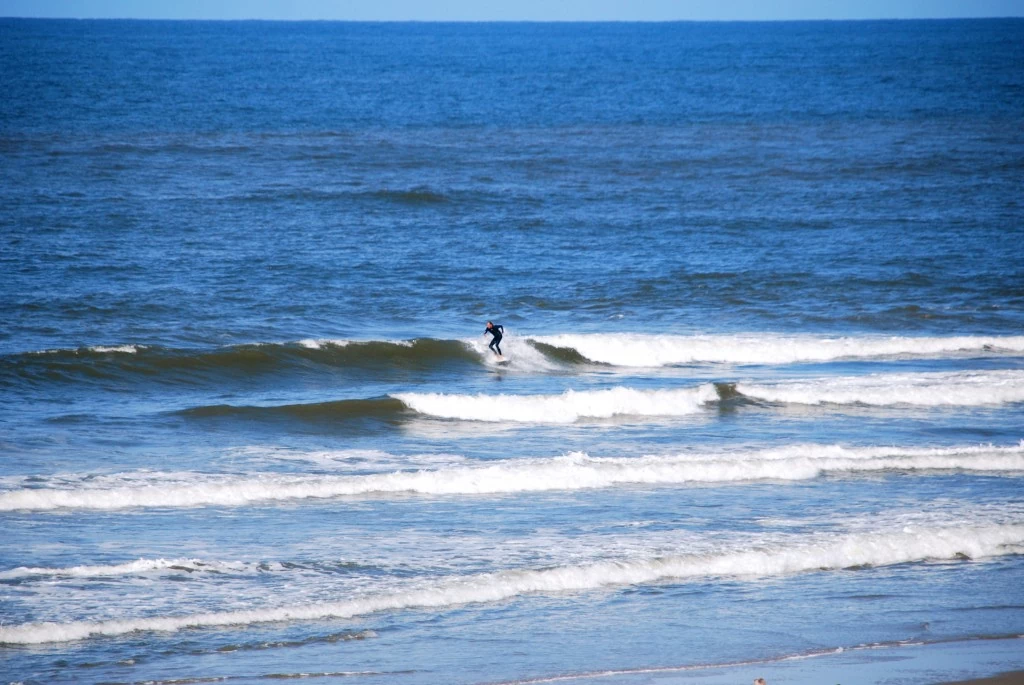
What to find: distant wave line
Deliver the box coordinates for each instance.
[5,334,1024,388]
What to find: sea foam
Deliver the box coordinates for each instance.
[2,522,1019,645]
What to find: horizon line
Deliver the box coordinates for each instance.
[2,15,1022,22]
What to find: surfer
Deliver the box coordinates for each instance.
[484,321,504,357]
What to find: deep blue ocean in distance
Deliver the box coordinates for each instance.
[1,17,1023,685]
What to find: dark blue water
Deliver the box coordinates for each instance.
[1,18,1023,685]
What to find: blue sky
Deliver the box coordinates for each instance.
[2,0,1023,20]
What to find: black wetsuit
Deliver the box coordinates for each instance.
[485,324,504,355]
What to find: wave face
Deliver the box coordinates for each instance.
[2,522,1019,645]
[0,339,484,388]
[528,334,1024,367]
[394,385,720,422]
[734,370,1024,407]
[179,396,407,424]
[3,444,1020,512]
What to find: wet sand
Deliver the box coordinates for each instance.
[942,671,1024,685]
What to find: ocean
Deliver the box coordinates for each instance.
[1,17,1023,685]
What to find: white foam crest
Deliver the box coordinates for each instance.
[736,370,1024,407]
[30,344,145,355]
[529,333,1024,366]
[0,558,244,580]
[89,344,143,354]
[4,443,1021,512]
[3,523,1020,645]
[394,385,718,422]
[296,338,351,349]
[295,338,417,350]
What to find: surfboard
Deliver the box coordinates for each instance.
[495,356,510,364]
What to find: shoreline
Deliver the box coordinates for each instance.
[493,637,1024,685]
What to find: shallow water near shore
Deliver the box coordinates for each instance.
[1,17,1023,685]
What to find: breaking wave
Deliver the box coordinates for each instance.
[527,333,1024,366]
[182,385,720,427]
[2,443,1020,512]
[733,369,1024,407]
[394,385,719,422]
[138,367,1024,429]
[2,522,1020,644]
